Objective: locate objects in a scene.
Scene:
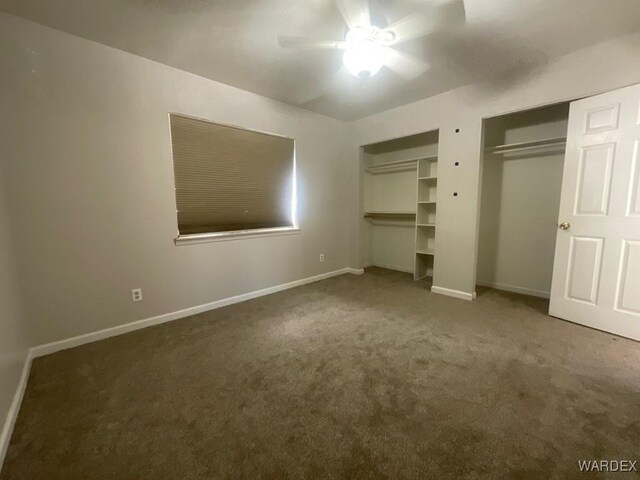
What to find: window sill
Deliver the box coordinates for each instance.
[175,227,301,246]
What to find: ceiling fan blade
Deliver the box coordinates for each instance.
[278,36,346,50]
[335,0,371,30]
[383,47,429,80]
[384,0,466,45]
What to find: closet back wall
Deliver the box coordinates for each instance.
[0,12,350,347]
[477,156,564,297]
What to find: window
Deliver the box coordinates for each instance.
[169,114,298,243]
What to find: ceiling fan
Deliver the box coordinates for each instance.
[278,0,466,80]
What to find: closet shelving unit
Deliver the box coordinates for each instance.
[414,155,438,280]
[361,130,439,279]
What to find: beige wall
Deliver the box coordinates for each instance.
[0,160,29,462]
[0,12,351,347]
[349,31,640,296]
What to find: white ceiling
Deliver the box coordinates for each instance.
[2,0,640,121]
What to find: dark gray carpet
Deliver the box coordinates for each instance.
[2,267,639,479]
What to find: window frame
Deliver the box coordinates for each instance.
[168,113,300,245]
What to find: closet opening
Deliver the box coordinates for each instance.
[360,129,439,284]
[477,102,570,299]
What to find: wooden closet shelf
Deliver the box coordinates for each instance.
[364,212,416,220]
[416,249,435,256]
[418,176,437,180]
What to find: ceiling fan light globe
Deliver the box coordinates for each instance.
[343,39,384,78]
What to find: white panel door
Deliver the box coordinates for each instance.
[550,83,640,341]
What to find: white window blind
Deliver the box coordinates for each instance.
[170,114,296,236]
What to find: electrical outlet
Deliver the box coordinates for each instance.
[319,254,325,263]
[131,288,142,302]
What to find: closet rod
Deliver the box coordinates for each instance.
[365,155,437,174]
[485,136,567,155]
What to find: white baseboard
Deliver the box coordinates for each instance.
[363,263,414,274]
[0,351,33,470]
[431,285,476,301]
[31,267,358,359]
[370,263,414,274]
[476,281,550,299]
[346,268,364,275]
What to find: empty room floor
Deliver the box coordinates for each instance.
[2,268,639,479]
